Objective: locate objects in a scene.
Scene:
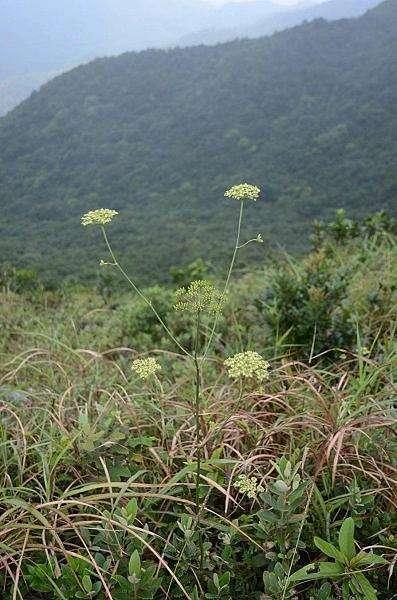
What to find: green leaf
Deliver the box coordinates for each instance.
[342,580,350,600]
[191,586,200,600]
[314,537,346,563]
[289,561,343,582]
[352,572,378,600]
[353,551,388,567]
[258,510,278,524]
[129,550,141,579]
[130,436,156,449]
[93,581,102,594]
[82,574,93,593]
[213,573,219,590]
[273,480,289,494]
[339,517,356,561]
[218,571,230,588]
[289,482,308,504]
[125,498,138,522]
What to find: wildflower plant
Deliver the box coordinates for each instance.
[80,183,262,574]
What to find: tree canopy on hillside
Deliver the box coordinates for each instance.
[0,1,396,284]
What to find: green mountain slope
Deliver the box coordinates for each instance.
[0,0,288,115]
[0,1,396,284]
[0,1,384,116]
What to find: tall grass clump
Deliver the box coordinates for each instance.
[0,201,396,599]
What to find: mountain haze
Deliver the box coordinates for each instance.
[0,0,382,115]
[0,1,395,283]
[179,0,382,45]
[0,0,288,115]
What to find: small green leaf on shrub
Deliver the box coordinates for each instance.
[339,517,356,561]
[125,497,138,521]
[314,537,346,563]
[129,550,141,578]
[290,561,343,583]
[273,480,289,494]
[82,574,93,593]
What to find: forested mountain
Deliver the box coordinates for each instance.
[0,0,381,116]
[0,0,292,115]
[179,0,382,45]
[0,1,396,284]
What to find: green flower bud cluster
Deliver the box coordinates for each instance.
[224,183,261,201]
[81,208,119,227]
[131,357,161,380]
[174,280,225,314]
[225,351,269,382]
[234,474,264,499]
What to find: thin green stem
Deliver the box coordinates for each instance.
[237,236,260,249]
[282,468,323,600]
[203,201,244,358]
[101,227,191,358]
[193,311,204,572]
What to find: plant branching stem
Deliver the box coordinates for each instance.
[237,237,258,249]
[102,202,245,578]
[101,228,191,358]
[203,201,244,358]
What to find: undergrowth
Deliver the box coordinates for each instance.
[0,208,396,599]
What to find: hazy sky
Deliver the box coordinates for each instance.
[203,0,322,4]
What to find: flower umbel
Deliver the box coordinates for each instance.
[81,209,119,227]
[131,357,161,380]
[225,351,269,382]
[224,183,261,202]
[234,475,264,499]
[174,280,225,314]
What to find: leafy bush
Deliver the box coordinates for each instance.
[264,211,396,357]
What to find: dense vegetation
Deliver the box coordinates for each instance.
[0,1,396,284]
[1,208,396,598]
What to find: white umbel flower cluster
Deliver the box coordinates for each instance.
[225,351,269,382]
[224,183,261,201]
[81,208,119,227]
[131,357,161,380]
[174,280,224,314]
[234,475,264,499]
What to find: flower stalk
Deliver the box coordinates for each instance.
[81,184,261,576]
[193,311,204,571]
[100,226,191,358]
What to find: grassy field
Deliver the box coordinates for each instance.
[0,206,396,599]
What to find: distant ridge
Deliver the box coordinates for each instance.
[0,0,296,115]
[0,0,383,115]
[178,0,382,46]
